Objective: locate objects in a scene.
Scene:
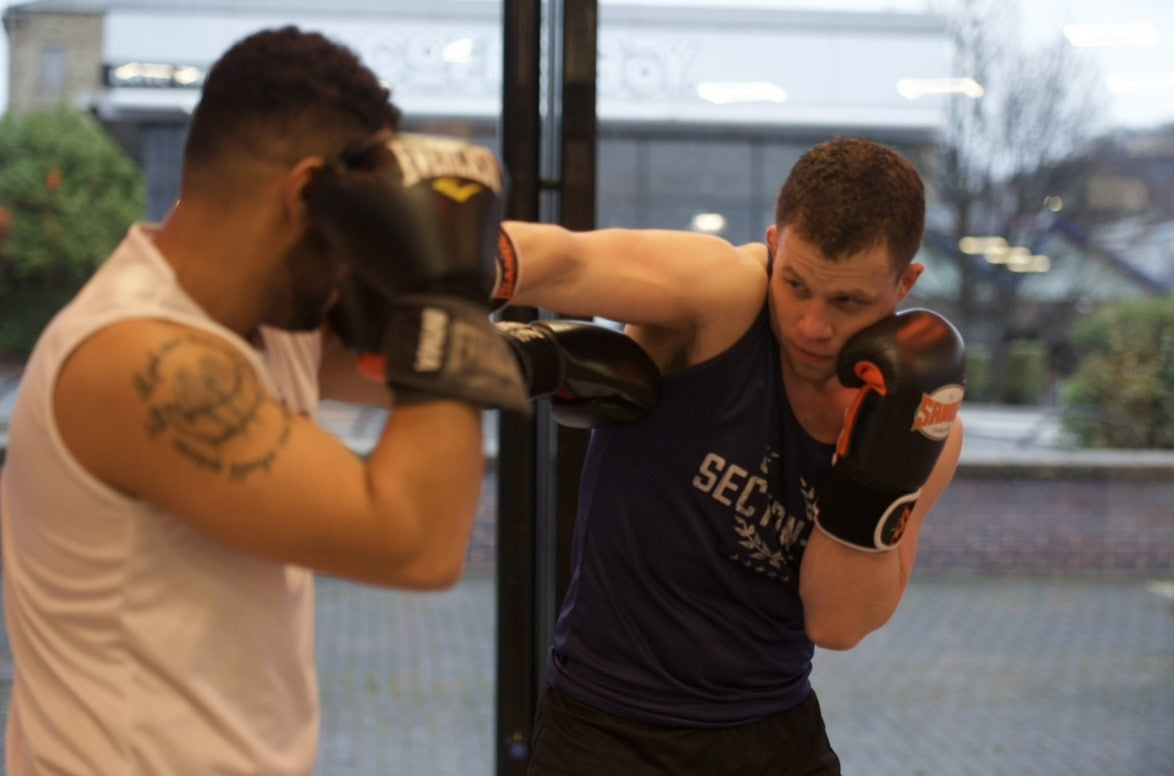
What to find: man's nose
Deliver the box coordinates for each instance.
[797,301,834,340]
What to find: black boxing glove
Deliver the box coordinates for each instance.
[307,133,528,411]
[496,320,662,427]
[815,309,965,552]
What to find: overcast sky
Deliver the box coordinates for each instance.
[1,0,1171,130]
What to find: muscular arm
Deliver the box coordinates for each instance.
[55,320,482,589]
[502,221,769,371]
[798,420,964,650]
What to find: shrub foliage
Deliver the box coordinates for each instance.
[0,106,145,356]
[1059,296,1174,449]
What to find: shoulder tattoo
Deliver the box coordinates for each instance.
[133,332,293,481]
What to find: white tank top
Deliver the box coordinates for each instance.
[1,224,321,775]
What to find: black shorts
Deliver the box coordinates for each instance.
[526,685,841,776]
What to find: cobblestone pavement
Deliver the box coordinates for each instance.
[1,571,1171,774]
[811,575,1173,776]
[311,571,1173,775]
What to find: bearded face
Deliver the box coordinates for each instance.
[265,226,345,332]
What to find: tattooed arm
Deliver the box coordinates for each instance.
[53,319,483,589]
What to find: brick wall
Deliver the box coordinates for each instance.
[468,458,1174,576]
[6,441,1165,577]
[917,461,1174,575]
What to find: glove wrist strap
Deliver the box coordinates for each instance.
[814,465,919,552]
[381,295,530,412]
[491,228,521,311]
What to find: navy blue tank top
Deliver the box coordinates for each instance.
[547,304,836,727]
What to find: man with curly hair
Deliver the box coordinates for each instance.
[0,26,522,774]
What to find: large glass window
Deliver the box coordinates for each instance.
[0,2,1170,774]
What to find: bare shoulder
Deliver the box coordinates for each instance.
[54,319,292,495]
[689,237,768,354]
[735,240,771,272]
[690,236,769,303]
[627,236,770,373]
[629,229,765,276]
[615,230,768,307]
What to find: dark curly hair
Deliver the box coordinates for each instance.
[773,136,925,272]
[182,26,399,181]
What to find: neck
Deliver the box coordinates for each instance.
[780,359,853,444]
[153,200,271,336]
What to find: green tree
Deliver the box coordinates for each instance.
[0,105,145,356]
[1058,296,1174,449]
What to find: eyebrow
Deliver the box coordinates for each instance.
[781,267,877,301]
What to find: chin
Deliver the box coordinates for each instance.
[797,364,837,385]
[268,300,330,333]
[283,319,325,334]
[287,310,329,333]
[784,352,836,385]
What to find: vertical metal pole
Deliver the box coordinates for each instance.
[497,1,597,773]
[559,1,597,230]
[551,0,596,621]
[497,2,542,773]
[530,0,564,695]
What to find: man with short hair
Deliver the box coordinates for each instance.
[500,136,966,774]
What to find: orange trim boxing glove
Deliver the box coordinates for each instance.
[815,309,965,551]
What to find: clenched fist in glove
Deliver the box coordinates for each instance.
[306,133,528,411]
[815,309,965,552]
[496,320,662,427]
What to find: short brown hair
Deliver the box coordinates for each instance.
[773,136,925,271]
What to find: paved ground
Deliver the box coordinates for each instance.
[7,571,1166,775]
[813,576,1174,776]
[307,571,1174,776]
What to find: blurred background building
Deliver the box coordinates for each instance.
[2,0,1172,398]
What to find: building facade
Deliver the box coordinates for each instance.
[5,0,1170,384]
[4,0,951,228]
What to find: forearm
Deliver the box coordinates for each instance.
[799,525,920,650]
[800,425,961,650]
[501,221,595,313]
[361,401,484,588]
[501,221,749,328]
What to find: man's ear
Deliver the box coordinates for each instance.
[896,261,924,302]
[283,157,326,227]
[765,224,779,256]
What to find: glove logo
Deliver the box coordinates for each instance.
[432,177,484,203]
[390,134,503,193]
[886,503,914,546]
[911,384,963,440]
[414,307,451,373]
